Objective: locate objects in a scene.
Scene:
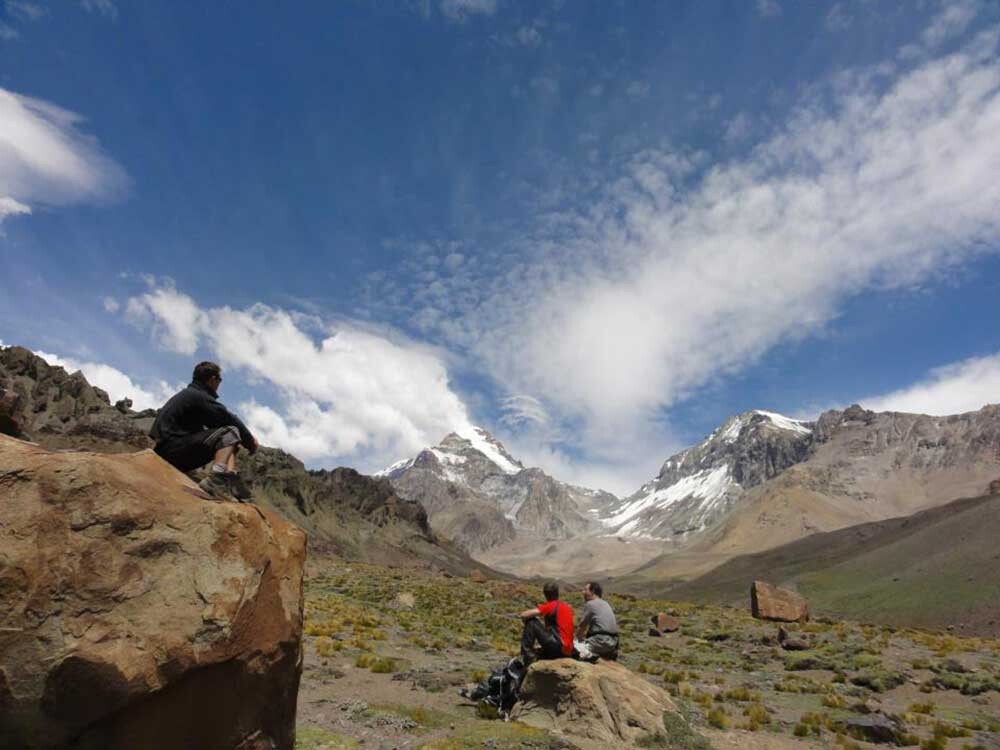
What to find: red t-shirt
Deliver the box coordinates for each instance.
[538,599,575,655]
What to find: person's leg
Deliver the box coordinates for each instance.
[199,427,252,500]
[213,442,238,472]
[520,618,548,663]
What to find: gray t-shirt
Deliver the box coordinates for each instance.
[580,597,618,636]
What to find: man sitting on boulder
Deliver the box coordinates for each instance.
[518,582,574,664]
[574,581,619,660]
[150,361,257,500]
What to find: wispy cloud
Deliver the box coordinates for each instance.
[125,282,477,471]
[861,353,1000,415]
[756,0,782,19]
[365,12,1000,491]
[5,1,47,22]
[440,0,496,22]
[0,87,127,224]
[825,3,852,32]
[80,0,118,20]
[924,0,981,47]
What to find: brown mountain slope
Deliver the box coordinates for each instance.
[0,345,495,577]
[622,489,1000,636]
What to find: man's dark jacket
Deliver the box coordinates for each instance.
[150,380,255,449]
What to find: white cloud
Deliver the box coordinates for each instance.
[513,25,541,47]
[825,3,852,32]
[924,0,981,47]
[0,22,19,40]
[80,0,118,20]
[0,87,127,223]
[102,296,120,313]
[756,0,782,19]
[33,349,176,412]
[6,1,46,22]
[440,0,496,21]
[861,353,1000,415]
[125,283,204,355]
[126,284,477,471]
[367,18,1000,491]
[0,196,30,223]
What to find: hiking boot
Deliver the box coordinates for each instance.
[198,471,253,501]
[198,471,231,499]
[226,472,253,501]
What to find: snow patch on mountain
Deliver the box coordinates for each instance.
[374,457,414,477]
[755,410,812,435]
[460,426,523,474]
[606,465,733,531]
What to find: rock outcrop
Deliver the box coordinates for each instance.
[0,346,153,452]
[0,435,307,750]
[512,659,687,749]
[750,580,809,623]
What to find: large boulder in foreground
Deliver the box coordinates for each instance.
[0,435,307,750]
[512,659,686,749]
[751,580,810,623]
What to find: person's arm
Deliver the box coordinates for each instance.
[575,605,592,640]
[519,607,541,620]
[200,396,257,452]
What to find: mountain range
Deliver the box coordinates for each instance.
[381,403,1000,583]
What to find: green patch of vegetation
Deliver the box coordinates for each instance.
[295,726,359,750]
[370,703,455,730]
[417,720,557,749]
[850,669,906,693]
[706,707,728,729]
[637,712,714,749]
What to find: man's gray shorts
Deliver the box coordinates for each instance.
[204,425,241,450]
[155,425,243,472]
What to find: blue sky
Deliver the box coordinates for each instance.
[2,0,999,494]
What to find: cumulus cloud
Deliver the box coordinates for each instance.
[861,353,1000,415]
[0,87,126,224]
[33,350,177,412]
[125,284,477,471]
[440,0,496,21]
[365,13,1000,490]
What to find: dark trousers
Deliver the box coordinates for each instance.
[520,618,563,663]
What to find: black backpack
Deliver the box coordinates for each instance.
[464,657,527,719]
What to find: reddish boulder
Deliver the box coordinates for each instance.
[652,613,681,633]
[0,435,307,750]
[750,580,809,623]
[469,569,487,583]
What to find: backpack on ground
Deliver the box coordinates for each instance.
[461,657,527,720]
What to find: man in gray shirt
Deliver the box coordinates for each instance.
[574,581,619,660]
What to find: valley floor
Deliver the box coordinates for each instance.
[294,558,1000,750]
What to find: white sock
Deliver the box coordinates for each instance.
[212,463,228,474]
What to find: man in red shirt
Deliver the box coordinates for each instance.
[518,582,575,664]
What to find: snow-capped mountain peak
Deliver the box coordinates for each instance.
[375,427,523,480]
[601,409,815,539]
